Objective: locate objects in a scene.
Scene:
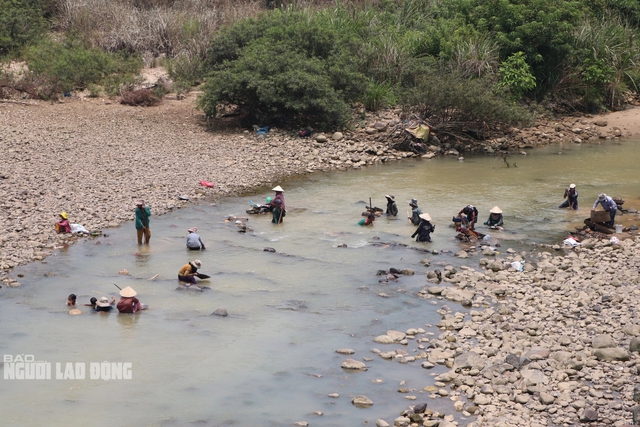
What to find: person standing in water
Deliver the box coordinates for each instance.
[385,194,398,216]
[408,199,423,225]
[272,199,286,224]
[135,200,151,245]
[411,213,435,242]
[559,184,578,210]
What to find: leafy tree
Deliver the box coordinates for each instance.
[498,51,536,99]
[0,0,47,56]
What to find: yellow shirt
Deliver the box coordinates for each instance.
[179,263,194,276]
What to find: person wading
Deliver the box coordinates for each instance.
[408,199,423,225]
[135,200,151,245]
[484,206,504,229]
[178,259,202,286]
[411,213,435,242]
[385,194,398,216]
[559,184,578,210]
[269,186,286,224]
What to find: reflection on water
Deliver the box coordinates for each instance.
[1,139,639,426]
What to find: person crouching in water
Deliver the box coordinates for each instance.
[411,213,435,242]
[186,227,206,250]
[385,194,398,216]
[178,259,202,286]
[358,212,376,226]
[56,212,71,233]
[484,206,504,229]
[116,286,144,313]
[272,199,286,224]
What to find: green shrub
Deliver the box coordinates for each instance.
[363,81,396,111]
[200,41,361,130]
[498,52,537,100]
[400,69,532,126]
[0,0,47,56]
[25,38,141,94]
[200,10,367,129]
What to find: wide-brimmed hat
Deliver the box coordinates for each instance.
[272,185,284,192]
[490,206,502,214]
[59,212,68,219]
[419,213,432,221]
[409,198,418,206]
[569,183,576,189]
[119,286,137,297]
[187,227,197,233]
[96,297,111,308]
[136,199,145,206]
[598,193,606,200]
[385,194,395,200]
[192,259,202,269]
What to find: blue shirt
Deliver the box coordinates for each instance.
[593,196,617,211]
[186,233,205,249]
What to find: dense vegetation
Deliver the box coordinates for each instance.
[2,0,640,131]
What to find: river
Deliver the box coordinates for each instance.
[1,138,639,427]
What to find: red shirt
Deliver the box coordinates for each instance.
[117,297,140,313]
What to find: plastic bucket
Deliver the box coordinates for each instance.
[615,224,623,233]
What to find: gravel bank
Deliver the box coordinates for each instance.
[366,237,640,427]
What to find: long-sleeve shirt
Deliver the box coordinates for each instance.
[186,233,205,249]
[386,199,398,216]
[593,196,617,212]
[117,296,141,313]
[269,193,285,209]
[179,263,197,276]
[410,207,423,225]
[135,206,151,229]
[484,214,504,227]
[57,219,71,233]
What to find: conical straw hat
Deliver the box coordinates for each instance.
[272,185,284,192]
[419,213,431,221]
[119,286,137,297]
[490,206,502,214]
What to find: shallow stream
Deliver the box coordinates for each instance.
[1,139,639,427]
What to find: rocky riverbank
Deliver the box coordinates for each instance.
[1,96,639,287]
[362,237,640,427]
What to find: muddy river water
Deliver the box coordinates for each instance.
[1,139,639,427]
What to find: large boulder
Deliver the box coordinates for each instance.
[592,334,615,349]
[594,348,630,361]
[453,351,486,371]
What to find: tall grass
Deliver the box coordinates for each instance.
[53,0,263,60]
[574,16,640,109]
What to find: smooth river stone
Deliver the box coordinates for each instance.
[352,395,373,407]
[341,358,367,370]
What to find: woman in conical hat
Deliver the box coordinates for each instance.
[411,213,435,242]
[484,206,504,228]
[117,286,144,313]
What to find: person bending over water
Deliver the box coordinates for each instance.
[559,184,578,210]
[411,213,435,242]
[484,206,504,228]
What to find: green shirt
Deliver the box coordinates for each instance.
[135,206,151,230]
